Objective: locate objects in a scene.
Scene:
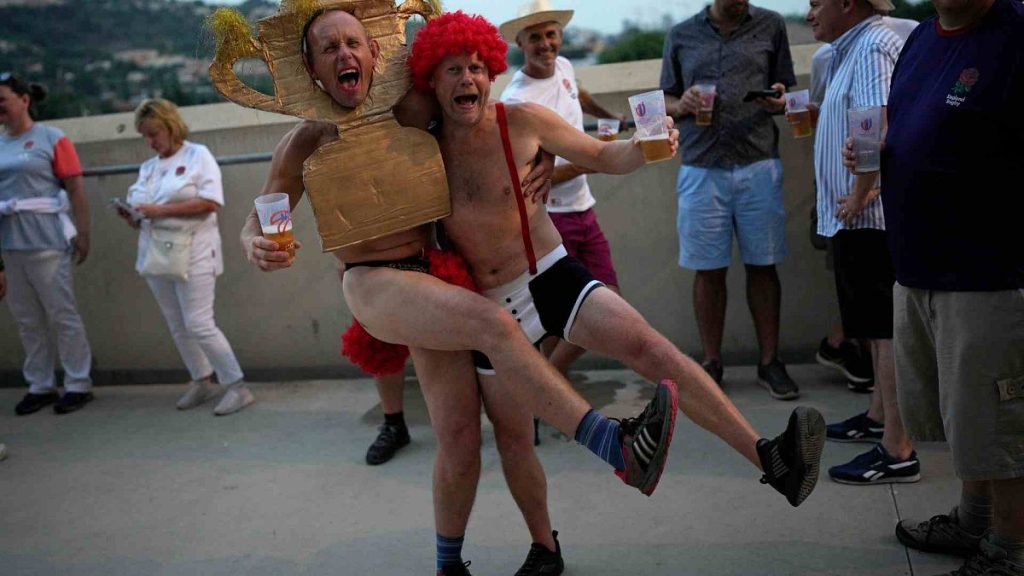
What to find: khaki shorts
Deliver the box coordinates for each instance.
[894,284,1024,481]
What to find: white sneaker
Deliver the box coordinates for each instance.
[176,381,219,410]
[0,443,7,461]
[213,383,254,416]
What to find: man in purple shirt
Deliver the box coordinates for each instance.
[849,0,1024,573]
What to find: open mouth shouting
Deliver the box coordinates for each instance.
[453,94,479,110]
[337,67,361,96]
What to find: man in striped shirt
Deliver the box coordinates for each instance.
[807,0,921,485]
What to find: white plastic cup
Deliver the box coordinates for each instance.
[254,192,295,257]
[597,118,621,141]
[847,106,883,173]
[784,89,810,113]
[785,89,813,139]
[628,90,672,163]
[693,83,716,126]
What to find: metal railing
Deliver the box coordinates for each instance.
[81,120,638,178]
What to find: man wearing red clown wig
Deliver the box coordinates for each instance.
[410,8,829,570]
[240,8,681,576]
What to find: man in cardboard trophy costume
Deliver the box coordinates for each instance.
[209,1,679,574]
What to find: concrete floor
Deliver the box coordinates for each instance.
[0,364,964,576]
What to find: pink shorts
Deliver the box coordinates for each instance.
[549,208,619,287]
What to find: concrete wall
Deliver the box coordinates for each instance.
[0,46,835,385]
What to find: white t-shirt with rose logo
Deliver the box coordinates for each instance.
[127,141,225,276]
[501,56,596,213]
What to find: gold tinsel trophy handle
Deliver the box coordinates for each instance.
[207,8,282,114]
[397,0,444,31]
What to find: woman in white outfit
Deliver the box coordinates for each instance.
[0,73,95,416]
[116,99,252,415]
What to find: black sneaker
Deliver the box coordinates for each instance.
[939,536,1021,576]
[54,392,94,414]
[437,561,472,576]
[756,406,826,507]
[895,506,984,557]
[701,359,724,386]
[365,423,410,465]
[615,379,678,496]
[757,359,799,400]
[15,392,59,415]
[515,531,564,576]
[816,338,874,384]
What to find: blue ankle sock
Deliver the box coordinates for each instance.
[436,533,465,572]
[574,409,625,471]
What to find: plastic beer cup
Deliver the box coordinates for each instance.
[597,118,621,142]
[785,89,813,139]
[848,106,882,173]
[255,192,295,259]
[628,89,673,164]
[694,83,716,126]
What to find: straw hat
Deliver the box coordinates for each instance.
[498,0,574,43]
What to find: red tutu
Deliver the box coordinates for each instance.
[340,249,478,376]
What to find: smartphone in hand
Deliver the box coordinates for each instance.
[108,198,145,222]
[743,89,783,102]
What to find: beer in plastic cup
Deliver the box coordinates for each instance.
[785,89,813,139]
[628,90,673,164]
[639,136,673,163]
[694,83,716,126]
[255,192,295,259]
[597,118,621,142]
[847,106,882,173]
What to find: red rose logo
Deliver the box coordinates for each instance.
[635,101,647,117]
[24,140,34,150]
[175,165,186,176]
[959,68,980,87]
[563,79,571,91]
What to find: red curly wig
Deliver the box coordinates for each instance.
[409,11,508,92]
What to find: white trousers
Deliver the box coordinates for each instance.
[3,250,93,393]
[144,270,243,386]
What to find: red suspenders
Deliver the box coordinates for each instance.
[494,102,538,275]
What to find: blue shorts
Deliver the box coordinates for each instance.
[676,158,787,270]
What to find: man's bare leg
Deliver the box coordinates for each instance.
[544,339,586,376]
[745,264,781,366]
[991,477,1024,569]
[570,287,761,466]
[479,372,556,551]
[569,287,826,506]
[543,286,620,375]
[344,266,679,496]
[871,339,913,460]
[344,267,590,434]
[409,348,481,555]
[694,268,728,366]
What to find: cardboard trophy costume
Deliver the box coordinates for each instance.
[208,0,449,251]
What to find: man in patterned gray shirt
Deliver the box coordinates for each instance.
[660,0,798,399]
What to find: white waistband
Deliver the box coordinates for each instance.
[0,191,77,243]
[483,244,568,300]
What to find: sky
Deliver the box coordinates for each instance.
[208,0,818,34]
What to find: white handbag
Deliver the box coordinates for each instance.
[140,225,193,282]
[135,157,196,282]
